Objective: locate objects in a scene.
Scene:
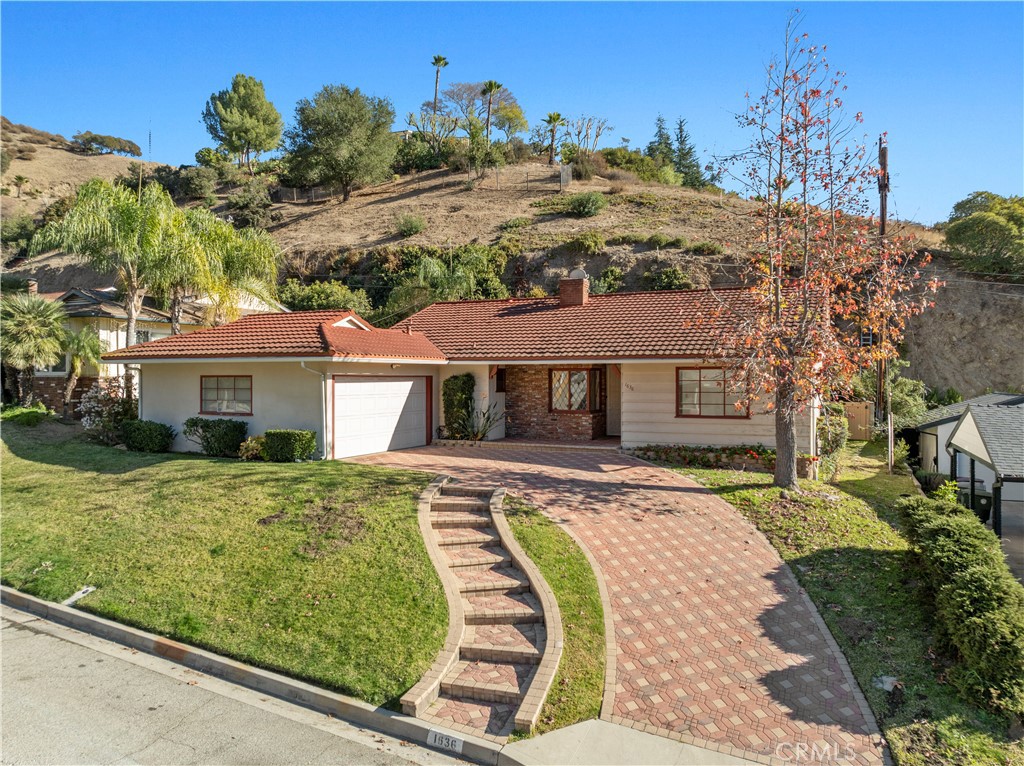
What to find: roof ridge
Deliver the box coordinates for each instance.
[416,284,755,308]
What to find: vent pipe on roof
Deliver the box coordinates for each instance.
[559,277,589,307]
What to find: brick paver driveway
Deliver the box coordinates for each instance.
[354,446,884,765]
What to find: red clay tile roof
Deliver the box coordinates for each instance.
[102,310,445,362]
[395,287,770,361]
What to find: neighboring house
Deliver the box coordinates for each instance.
[103,278,819,460]
[916,392,1024,502]
[30,280,281,412]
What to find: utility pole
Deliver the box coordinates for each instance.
[875,135,894,472]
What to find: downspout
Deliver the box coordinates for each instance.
[300,362,328,460]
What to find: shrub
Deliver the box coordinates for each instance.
[591,265,624,294]
[442,373,475,440]
[238,435,269,461]
[182,417,248,457]
[895,496,1024,716]
[278,279,372,315]
[566,230,605,256]
[606,232,648,247]
[633,443,775,470]
[817,403,849,481]
[571,154,595,181]
[264,429,317,462]
[500,217,531,232]
[395,213,426,238]
[890,438,910,470]
[932,480,960,504]
[643,266,693,291]
[0,402,51,427]
[566,192,608,218]
[226,181,276,230]
[78,379,138,445]
[914,470,948,494]
[689,241,724,255]
[123,419,176,452]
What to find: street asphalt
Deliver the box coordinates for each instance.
[1,609,464,766]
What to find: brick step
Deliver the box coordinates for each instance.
[455,566,530,595]
[440,660,536,705]
[430,511,492,529]
[431,497,490,513]
[423,693,516,738]
[435,527,501,549]
[464,622,545,659]
[445,546,512,570]
[464,591,543,625]
[439,484,495,499]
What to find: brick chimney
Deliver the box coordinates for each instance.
[26,278,38,295]
[559,277,589,307]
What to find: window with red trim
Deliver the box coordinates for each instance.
[550,369,602,413]
[201,376,253,415]
[676,368,747,418]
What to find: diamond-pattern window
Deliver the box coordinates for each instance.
[551,369,602,412]
[201,375,253,415]
[677,368,746,418]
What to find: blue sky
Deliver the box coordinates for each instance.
[2,2,1021,225]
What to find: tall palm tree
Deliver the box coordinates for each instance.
[431,55,449,115]
[0,292,67,406]
[31,179,182,396]
[62,326,105,419]
[542,113,566,166]
[480,81,502,142]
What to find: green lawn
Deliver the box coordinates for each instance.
[675,442,1024,766]
[505,497,605,735]
[1,420,445,708]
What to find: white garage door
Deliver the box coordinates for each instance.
[333,376,428,459]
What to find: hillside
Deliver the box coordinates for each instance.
[1,118,161,220]
[3,122,1018,396]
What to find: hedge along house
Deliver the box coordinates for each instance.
[104,278,819,460]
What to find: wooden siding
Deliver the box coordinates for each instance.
[619,363,815,452]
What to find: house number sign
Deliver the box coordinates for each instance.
[426,729,464,754]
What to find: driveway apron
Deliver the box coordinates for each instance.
[353,446,884,765]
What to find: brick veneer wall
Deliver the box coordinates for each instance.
[31,376,98,417]
[505,365,607,441]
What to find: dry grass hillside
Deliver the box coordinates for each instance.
[1,118,160,220]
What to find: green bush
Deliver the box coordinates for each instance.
[566,192,608,218]
[123,419,176,453]
[566,230,605,256]
[896,496,1024,717]
[182,417,248,457]
[442,373,475,440]
[890,437,910,470]
[571,154,595,181]
[643,266,693,291]
[500,217,530,232]
[78,379,138,444]
[225,181,277,230]
[264,429,317,462]
[689,241,724,255]
[0,402,51,427]
[817,403,849,481]
[591,265,624,295]
[395,213,426,238]
[914,470,948,494]
[932,480,959,504]
[238,435,268,461]
[278,279,372,315]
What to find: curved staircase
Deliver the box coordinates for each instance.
[401,478,562,742]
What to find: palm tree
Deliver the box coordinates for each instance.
[0,292,67,405]
[12,175,28,198]
[62,326,105,419]
[542,112,566,165]
[31,179,182,396]
[480,81,502,142]
[185,208,280,327]
[431,55,449,115]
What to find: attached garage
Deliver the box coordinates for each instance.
[332,376,432,459]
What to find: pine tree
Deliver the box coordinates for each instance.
[203,74,284,174]
[645,115,674,167]
[673,118,706,189]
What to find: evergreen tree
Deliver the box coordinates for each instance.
[673,118,706,189]
[203,74,284,173]
[646,115,674,167]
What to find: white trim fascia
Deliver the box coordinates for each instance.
[447,357,708,365]
[108,356,449,365]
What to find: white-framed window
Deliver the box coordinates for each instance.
[38,355,68,375]
[676,367,748,418]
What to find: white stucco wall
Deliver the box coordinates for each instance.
[139,360,441,457]
[619,363,815,453]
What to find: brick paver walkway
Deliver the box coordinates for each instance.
[354,446,885,765]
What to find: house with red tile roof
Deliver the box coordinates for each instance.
[104,277,818,459]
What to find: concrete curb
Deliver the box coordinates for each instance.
[0,585,506,766]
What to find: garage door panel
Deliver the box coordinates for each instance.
[333,376,428,459]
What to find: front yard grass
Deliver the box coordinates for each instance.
[674,441,1024,766]
[505,496,605,735]
[1,421,445,708]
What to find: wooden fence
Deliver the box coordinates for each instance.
[843,401,874,440]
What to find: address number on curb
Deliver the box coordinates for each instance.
[427,729,464,754]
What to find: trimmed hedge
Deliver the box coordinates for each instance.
[182,417,248,457]
[123,419,176,453]
[896,496,1024,717]
[265,429,317,462]
[442,373,475,440]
